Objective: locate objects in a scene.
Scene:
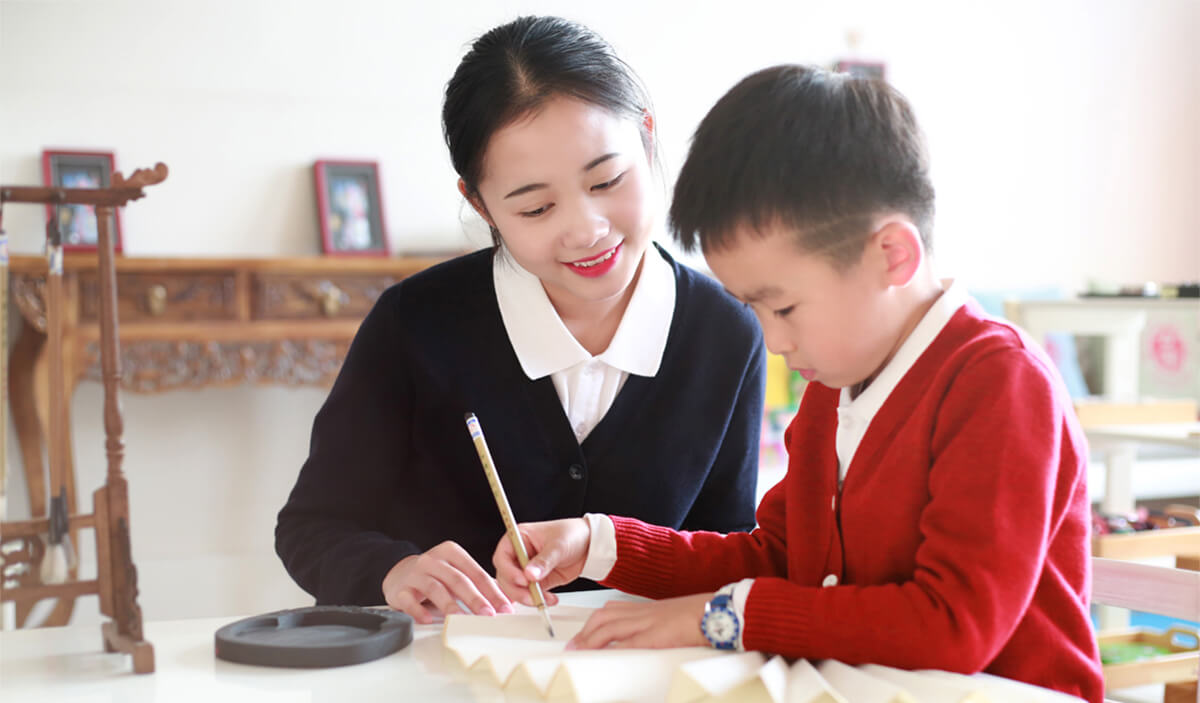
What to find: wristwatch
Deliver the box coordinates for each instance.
[701,589,740,650]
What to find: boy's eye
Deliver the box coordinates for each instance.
[773,305,795,318]
[591,172,626,191]
[520,204,553,218]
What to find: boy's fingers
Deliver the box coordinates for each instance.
[496,552,529,587]
[570,617,642,650]
[493,538,529,579]
[525,541,562,581]
[569,607,638,650]
[494,567,538,606]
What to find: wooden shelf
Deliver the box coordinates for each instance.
[1099,626,1199,690]
[1094,526,1200,560]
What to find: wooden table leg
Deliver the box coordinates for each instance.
[1097,441,1138,631]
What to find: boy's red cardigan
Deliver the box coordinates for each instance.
[602,300,1104,703]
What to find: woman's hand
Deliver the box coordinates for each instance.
[382,540,513,624]
[493,518,591,605]
[566,594,713,650]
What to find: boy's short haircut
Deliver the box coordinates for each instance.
[670,64,935,269]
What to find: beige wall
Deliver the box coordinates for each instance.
[2,0,1198,625]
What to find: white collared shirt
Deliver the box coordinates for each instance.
[835,278,967,481]
[493,244,676,442]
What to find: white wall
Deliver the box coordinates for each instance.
[2,0,1198,626]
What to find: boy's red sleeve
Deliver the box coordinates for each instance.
[600,472,790,598]
[743,348,1090,672]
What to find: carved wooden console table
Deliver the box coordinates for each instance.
[6,252,449,627]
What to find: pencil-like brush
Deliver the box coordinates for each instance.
[538,599,555,638]
[465,412,557,638]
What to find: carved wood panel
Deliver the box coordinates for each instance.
[11,273,47,332]
[253,274,398,320]
[79,272,238,323]
[80,339,351,392]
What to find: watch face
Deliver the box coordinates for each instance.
[707,611,736,640]
[704,610,737,643]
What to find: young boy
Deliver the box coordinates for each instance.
[493,64,1104,702]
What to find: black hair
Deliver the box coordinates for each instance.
[670,64,934,269]
[442,16,654,246]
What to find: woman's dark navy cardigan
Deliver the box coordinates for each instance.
[275,245,765,605]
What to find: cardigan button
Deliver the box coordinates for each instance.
[822,574,839,587]
[568,464,585,480]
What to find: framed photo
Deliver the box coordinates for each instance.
[42,149,123,252]
[313,160,390,256]
[833,60,887,81]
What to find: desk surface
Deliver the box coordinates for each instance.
[0,591,632,703]
[0,590,1092,703]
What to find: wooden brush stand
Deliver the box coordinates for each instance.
[0,163,167,673]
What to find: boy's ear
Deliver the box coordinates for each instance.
[875,220,924,288]
[458,179,495,228]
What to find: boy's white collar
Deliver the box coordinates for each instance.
[838,278,968,417]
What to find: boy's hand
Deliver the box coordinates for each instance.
[382,541,513,624]
[493,518,591,605]
[566,594,712,650]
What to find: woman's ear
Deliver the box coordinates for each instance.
[875,220,924,288]
[458,179,495,228]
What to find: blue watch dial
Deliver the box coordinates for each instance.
[701,593,739,650]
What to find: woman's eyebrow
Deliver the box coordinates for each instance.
[583,153,619,171]
[504,182,547,199]
[503,153,621,199]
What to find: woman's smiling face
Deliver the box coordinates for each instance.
[470,96,657,313]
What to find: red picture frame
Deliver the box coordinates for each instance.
[313,160,390,256]
[42,149,124,253]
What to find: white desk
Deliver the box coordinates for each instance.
[1085,422,1200,515]
[0,590,1094,702]
[0,590,631,703]
[1085,422,1200,633]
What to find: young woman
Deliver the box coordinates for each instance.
[275,15,765,624]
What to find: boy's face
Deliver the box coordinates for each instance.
[706,225,904,390]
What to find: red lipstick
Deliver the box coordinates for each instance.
[564,242,621,278]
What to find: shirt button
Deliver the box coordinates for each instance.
[568,464,585,480]
[822,574,839,587]
[830,495,836,511]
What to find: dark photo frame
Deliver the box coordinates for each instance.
[42,149,124,252]
[313,160,389,256]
